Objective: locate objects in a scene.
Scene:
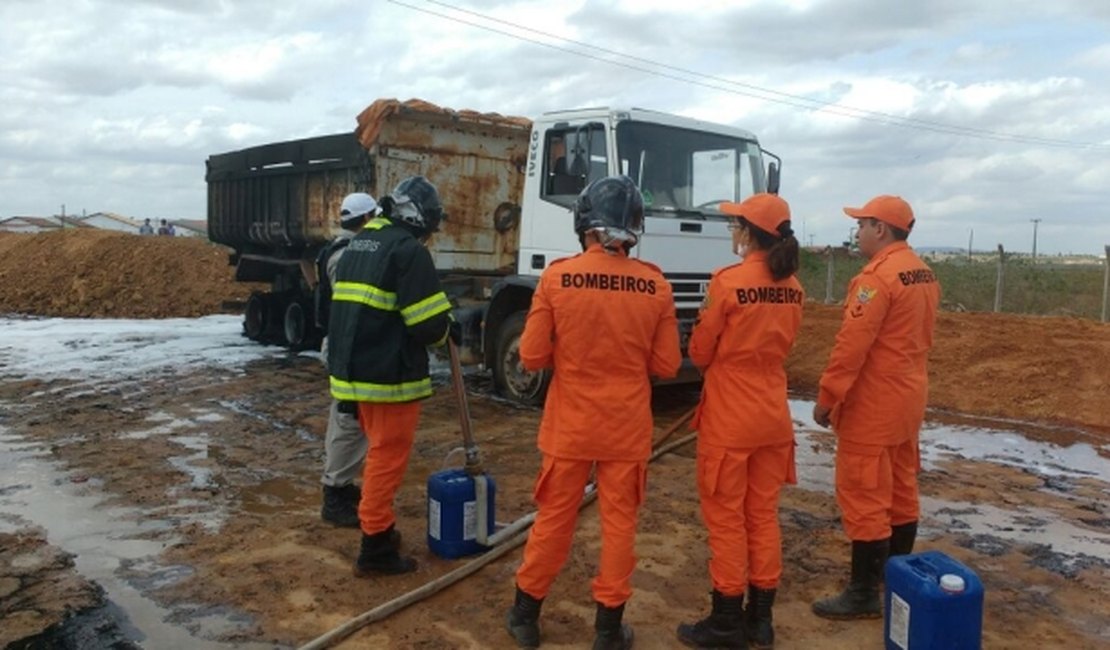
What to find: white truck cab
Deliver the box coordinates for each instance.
[486,107,781,404]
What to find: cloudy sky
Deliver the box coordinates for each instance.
[2,0,1108,255]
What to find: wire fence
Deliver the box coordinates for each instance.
[797,245,1110,323]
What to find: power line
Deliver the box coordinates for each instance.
[389,0,1109,151]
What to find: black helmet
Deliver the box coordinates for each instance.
[573,175,644,244]
[382,176,444,235]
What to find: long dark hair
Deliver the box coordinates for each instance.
[741,218,800,281]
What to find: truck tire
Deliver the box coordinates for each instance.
[492,311,550,407]
[244,292,269,341]
[283,300,314,350]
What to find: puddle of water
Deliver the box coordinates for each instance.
[119,418,193,441]
[787,398,1110,565]
[240,478,314,516]
[0,427,274,649]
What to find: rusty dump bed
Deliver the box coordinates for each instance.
[206,98,532,274]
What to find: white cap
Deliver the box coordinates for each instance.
[939,574,966,593]
[339,192,377,227]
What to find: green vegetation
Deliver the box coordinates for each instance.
[797,248,1108,321]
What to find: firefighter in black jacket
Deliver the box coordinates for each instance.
[327,176,454,576]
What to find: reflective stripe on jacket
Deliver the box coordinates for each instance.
[520,244,682,461]
[327,217,451,403]
[688,250,804,448]
[818,241,941,445]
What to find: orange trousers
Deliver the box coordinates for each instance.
[516,455,646,608]
[356,401,422,535]
[835,438,920,541]
[698,442,795,595]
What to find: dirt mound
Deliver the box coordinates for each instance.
[0,230,259,318]
[789,305,1110,432]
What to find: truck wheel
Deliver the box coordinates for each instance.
[493,311,550,406]
[283,301,313,350]
[244,292,269,341]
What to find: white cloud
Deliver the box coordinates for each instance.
[0,0,1108,253]
[1072,43,1110,69]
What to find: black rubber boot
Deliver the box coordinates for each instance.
[321,484,360,528]
[592,602,633,650]
[676,589,746,648]
[505,586,543,648]
[890,521,918,556]
[744,586,776,649]
[812,539,889,620]
[353,525,416,577]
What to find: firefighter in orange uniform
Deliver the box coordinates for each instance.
[811,195,940,619]
[676,194,803,649]
[505,175,682,650]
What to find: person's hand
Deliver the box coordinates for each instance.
[813,403,832,428]
[448,320,463,347]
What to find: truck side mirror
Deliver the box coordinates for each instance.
[568,122,604,178]
[767,162,780,195]
[762,148,782,195]
[568,131,589,177]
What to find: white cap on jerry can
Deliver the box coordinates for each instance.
[939,573,966,594]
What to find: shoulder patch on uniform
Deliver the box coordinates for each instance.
[848,284,880,319]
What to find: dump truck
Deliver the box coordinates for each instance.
[206,98,781,405]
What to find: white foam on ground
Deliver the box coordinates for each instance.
[0,315,282,383]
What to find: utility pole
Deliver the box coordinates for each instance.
[1102,245,1109,323]
[1030,218,1042,264]
[994,244,1005,312]
[968,228,974,262]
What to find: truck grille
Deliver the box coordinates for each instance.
[666,272,710,308]
[666,272,710,354]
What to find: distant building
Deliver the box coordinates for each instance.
[77,212,145,234]
[0,212,205,237]
[0,216,60,233]
[166,219,207,238]
[0,216,93,233]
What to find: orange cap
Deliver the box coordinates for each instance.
[720,193,791,238]
[843,195,915,231]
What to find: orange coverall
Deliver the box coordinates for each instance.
[514,243,682,607]
[687,250,804,595]
[356,401,422,534]
[817,241,940,541]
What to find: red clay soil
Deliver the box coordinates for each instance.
[0,230,258,319]
[788,305,1110,433]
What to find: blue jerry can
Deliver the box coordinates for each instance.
[427,468,496,559]
[885,550,984,650]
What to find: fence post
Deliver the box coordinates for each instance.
[1102,245,1109,323]
[825,247,835,304]
[994,244,1005,313]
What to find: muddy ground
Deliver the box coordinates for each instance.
[1,230,1108,649]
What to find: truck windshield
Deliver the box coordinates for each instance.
[616,121,764,219]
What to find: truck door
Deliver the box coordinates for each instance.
[517,122,609,275]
